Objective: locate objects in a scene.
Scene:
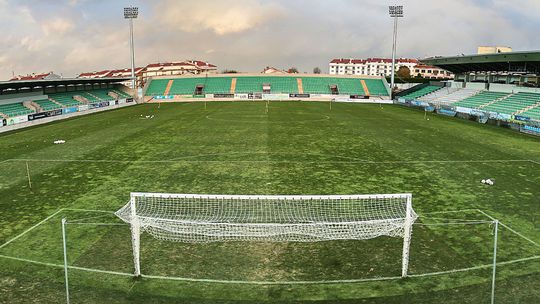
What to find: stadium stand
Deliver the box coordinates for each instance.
[401,86,441,100]
[112,89,132,98]
[235,77,298,94]
[33,99,62,111]
[452,91,509,109]
[86,89,115,101]
[438,88,481,104]
[364,79,389,96]
[520,105,540,120]
[168,78,205,95]
[144,76,389,97]
[418,87,460,102]
[204,77,233,94]
[301,77,364,95]
[146,79,169,95]
[0,102,34,117]
[49,88,130,106]
[48,92,82,107]
[482,92,540,115]
[81,92,103,103]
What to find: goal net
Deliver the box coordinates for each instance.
[115,192,417,278]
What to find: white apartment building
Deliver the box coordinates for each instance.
[329,58,418,77]
[78,60,218,87]
[412,65,453,79]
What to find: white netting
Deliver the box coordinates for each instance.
[115,193,417,243]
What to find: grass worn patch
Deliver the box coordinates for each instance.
[0,101,539,303]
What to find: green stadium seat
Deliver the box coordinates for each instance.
[145,76,389,97]
[33,99,61,111]
[146,79,170,95]
[482,92,540,115]
[453,91,509,109]
[520,105,540,120]
[0,102,34,117]
[401,86,442,100]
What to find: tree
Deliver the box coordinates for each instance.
[397,66,411,79]
[222,69,238,74]
[313,67,322,74]
[288,67,299,74]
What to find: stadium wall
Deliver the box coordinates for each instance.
[488,83,540,94]
[143,73,391,102]
[0,98,136,133]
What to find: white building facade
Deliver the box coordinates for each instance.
[329,58,453,80]
[329,58,419,77]
[412,65,453,79]
[78,60,218,88]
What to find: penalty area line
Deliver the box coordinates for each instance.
[475,209,540,249]
[0,208,115,251]
[0,253,538,285]
[0,208,65,250]
[5,158,536,165]
[62,208,116,214]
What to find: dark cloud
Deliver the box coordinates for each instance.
[1,0,539,79]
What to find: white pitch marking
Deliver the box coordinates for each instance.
[0,208,64,250]
[475,209,540,249]
[0,251,538,285]
[5,158,536,165]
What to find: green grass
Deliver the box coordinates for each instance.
[0,101,539,303]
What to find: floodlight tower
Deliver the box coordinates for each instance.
[389,5,403,96]
[124,6,139,90]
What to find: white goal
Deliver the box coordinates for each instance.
[115,192,417,278]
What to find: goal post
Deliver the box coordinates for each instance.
[129,196,141,277]
[116,192,418,279]
[402,195,413,278]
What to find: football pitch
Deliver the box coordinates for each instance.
[0,101,539,303]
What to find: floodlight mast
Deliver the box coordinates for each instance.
[124,6,138,90]
[389,5,403,97]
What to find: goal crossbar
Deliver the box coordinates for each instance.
[115,192,417,278]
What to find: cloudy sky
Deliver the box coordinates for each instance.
[1,0,540,79]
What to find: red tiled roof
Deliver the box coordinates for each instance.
[10,72,52,81]
[77,70,112,78]
[414,65,441,69]
[188,60,217,68]
[330,58,353,64]
[77,60,217,79]
[146,62,197,69]
[397,58,419,63]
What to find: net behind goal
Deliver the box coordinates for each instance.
[115,193,417,278]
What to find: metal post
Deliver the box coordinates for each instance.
[26,161,32,189]
[130,195,141,277]
[491,220,499,304]
[389,6,403,98]
[61,218,70,304]
[401,195,413,277]
[390,16,398,94]
[129,18,136,90]
[124,7,138,90]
